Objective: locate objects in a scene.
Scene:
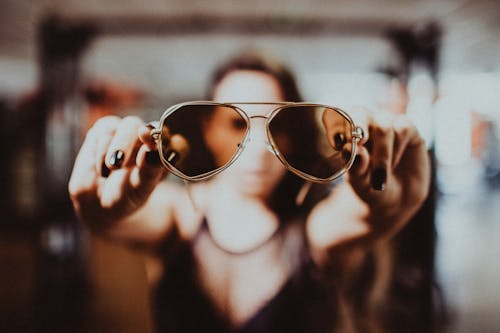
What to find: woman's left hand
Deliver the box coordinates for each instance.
[345,108,431,237]
[309,108,431,258]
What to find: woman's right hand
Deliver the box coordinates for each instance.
[68,116,165,232]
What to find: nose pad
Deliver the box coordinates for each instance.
[266,143,275,154]
[240,136,275,154]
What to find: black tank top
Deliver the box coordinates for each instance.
[153,218,336,333]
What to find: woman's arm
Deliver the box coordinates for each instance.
[307,109,431,268]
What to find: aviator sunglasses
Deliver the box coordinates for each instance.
[150,101,365,183]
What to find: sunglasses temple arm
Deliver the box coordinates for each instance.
[295,181,312,207]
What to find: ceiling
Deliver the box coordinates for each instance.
[1,0,499,95]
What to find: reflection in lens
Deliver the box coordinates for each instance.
[269,105,353,180]
[163,134,190,165]
[333,133,346,150]
[161,104,247,178]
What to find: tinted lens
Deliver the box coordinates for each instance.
[160,104,247,178]
[268,105,353,180]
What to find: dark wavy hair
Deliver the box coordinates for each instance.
[207,51,303,103]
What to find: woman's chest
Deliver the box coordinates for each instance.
[191,232,292,328]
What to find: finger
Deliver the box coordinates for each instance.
[138,122,159,151]
[367,112,395,191]
[100,168,130,208]
[349,145,370,178]
[100,147,165,209]
[69,116,120,197]
[347,145,371,192]
[136,144,163,170]
[100,119,163,209]
[347,107,370,145]
[90,116,122,175]
[392,116,423,167]
[95,132,115,178]
[69,132,99,199]
[105,116,144,170]
[131,145,165,188]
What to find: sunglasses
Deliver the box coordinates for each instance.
[150,101,364,183]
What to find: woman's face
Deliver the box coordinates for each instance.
[203,70,288,199]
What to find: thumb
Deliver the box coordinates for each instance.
[129,144,166,198]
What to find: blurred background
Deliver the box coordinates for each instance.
[1,1,499,332]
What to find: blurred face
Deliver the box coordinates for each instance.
[203,70,288,199]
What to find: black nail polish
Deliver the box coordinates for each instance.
[353,155,361,167]
[101,161,110,178]
[145,151,161,166]
[371,167,387,191]
[342,150,351,161]
[109,150,124,168]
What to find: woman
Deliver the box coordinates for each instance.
[68,52,430,332]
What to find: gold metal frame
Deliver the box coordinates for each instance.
[150,101,365,183]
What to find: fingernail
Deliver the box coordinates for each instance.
[342,150,351,161]
[353,155,361,167]
[145,151,161,166]
[101,161,110,178]
[109,150,124,168]
[371,167,386,191]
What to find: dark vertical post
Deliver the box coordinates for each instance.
[38,14,95,214]
[385,21,445,333]
[0,98,13,223]
[35,14,95,332]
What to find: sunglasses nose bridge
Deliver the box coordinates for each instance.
[248,115,268,120]
[243,136,275,154]
[242,115,275,154]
